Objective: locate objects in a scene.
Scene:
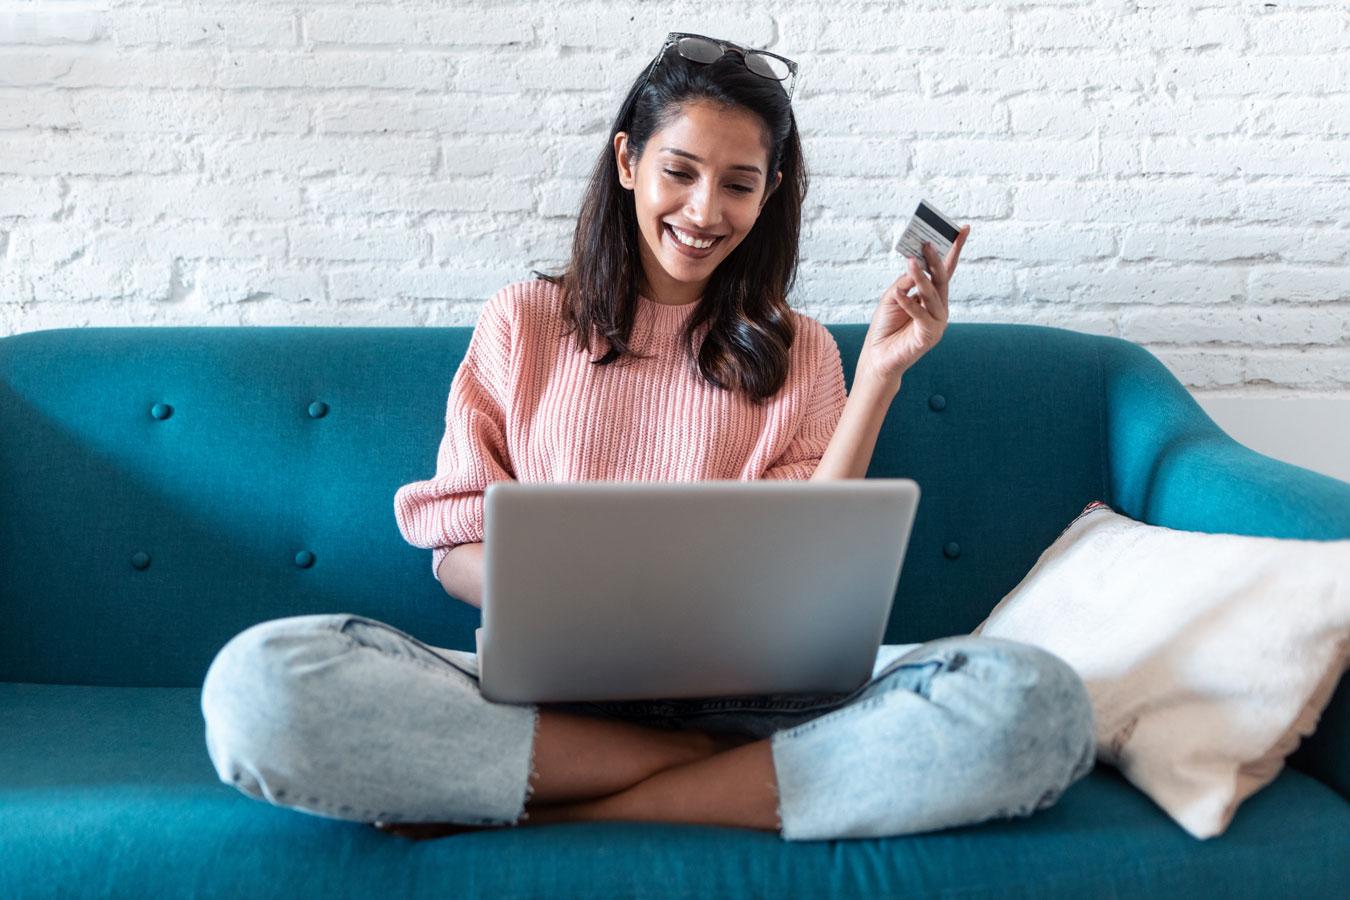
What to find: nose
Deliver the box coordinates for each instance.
[684,181,724,233]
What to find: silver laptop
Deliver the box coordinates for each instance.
[475,479,921,704]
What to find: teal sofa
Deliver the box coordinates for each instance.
[1,322,1346,899]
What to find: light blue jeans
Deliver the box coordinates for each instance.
[200,612,1096,841]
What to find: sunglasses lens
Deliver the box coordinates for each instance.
[676,37,723,64]
[666,36,796,97]
[746,52,791,81]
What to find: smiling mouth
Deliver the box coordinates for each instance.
[664,223,725,251]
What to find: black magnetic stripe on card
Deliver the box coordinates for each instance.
[915,202,960,242]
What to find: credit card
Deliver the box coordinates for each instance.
[897,199,961,271]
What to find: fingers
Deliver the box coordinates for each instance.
[895,290,937,326]
[920,241,948,291]
[885,270,916,298]
[917,242,951,321]
[889,222,970,314]
[946,225,970,274]
[898,270,938,324]
[906,255,946,322]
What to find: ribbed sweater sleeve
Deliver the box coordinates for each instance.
[761,329,848,481]
[393,287,515,579]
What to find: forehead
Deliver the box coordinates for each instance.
[651,102,770,175]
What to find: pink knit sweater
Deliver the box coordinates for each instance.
[393,278,849,579]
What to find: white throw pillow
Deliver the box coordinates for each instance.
[971,500,1350,840]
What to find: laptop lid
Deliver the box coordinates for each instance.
[477,479,920,704]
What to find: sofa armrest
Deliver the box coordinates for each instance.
[1100,337,1350,799]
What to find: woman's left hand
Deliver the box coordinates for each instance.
[855,224,970,392]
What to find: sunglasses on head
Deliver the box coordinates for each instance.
[637,32,799,104]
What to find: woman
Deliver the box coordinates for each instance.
[200,33,1095,843]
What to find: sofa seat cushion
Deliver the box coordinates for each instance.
[2,682,1346,899]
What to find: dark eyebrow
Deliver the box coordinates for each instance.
[659,147,762,176]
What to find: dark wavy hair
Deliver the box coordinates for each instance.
[530,39,807,405]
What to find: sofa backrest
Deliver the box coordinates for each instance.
[0,323,1113,687]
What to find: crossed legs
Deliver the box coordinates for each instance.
[374,708,775,839]
[203,615,1094,842]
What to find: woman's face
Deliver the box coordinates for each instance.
[615,100,783,306]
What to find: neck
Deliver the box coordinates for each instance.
[639,251,707,306]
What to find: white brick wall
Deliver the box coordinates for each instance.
[1,1,1347,398]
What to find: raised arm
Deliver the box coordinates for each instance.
[810,374,898,481]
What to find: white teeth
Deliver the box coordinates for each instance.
[669,225,716,249]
